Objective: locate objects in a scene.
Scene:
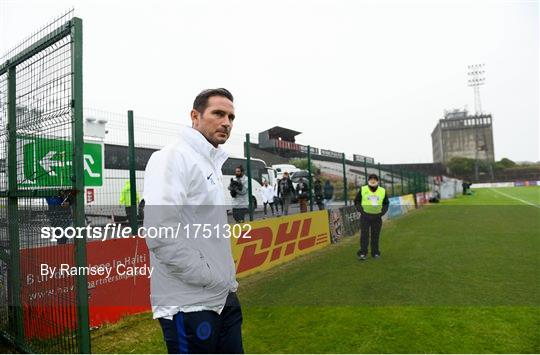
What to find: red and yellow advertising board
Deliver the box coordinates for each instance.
[20,238,151,337]
[231,210,331,278]
[19,210,331,337]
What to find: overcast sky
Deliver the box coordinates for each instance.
[1,0,538,163]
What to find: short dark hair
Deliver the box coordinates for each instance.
[235,165,244,172]
[193,88,234,113]
[368,174,379,181]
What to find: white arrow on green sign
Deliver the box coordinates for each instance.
[18,136,103,187]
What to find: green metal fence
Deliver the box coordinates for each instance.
[240,132,431,218]
[80,108,183,230]
[85,114,432,225]
[0,12,90,353]
[0,10,432,354]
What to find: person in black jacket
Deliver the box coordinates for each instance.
[277,172,295,216]
[313,178,325,210]
[354,174,389,260]
[296,177,309,213]
[323,180,334,208]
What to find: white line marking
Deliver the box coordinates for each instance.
[489,189,540,208]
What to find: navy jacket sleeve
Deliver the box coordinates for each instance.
[354,190,365,214]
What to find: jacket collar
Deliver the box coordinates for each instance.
[180,126,229,169]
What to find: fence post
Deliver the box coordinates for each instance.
[363,157,368,185]
[71,17,91,354]
[390,166,395,197]
[378,162,382,187]
[127,110,138,235]
[307,145,313,211]
[245,134,254,221]
[342,153,348,206]
[400,169,404,195]
[6,64,23,346]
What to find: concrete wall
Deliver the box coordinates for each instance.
[431,115,495,163]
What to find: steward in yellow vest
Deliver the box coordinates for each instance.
[353,174,389,260]
[120,180,140,226]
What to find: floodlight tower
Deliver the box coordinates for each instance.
[468,64,485,114]
[468,64,486,180]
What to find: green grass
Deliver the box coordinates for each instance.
[91,187,540,353]
[443,185,540,206]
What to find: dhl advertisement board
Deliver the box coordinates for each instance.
[231,210,331,278]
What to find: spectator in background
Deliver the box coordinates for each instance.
[323,180,334,208]
[278,171,294,216]
[313,178,325,210]
[354,174,389,261]
[462,181,472,195]
[296,177,309,213]
[138,198,145,223]
[273,180,282,216]
[261,180,275,217]
[120,180,140,227]
[46,189,75,244]
[229,165,249,223]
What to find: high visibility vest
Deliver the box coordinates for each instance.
[119,181,140,206]
[361,185,386,214]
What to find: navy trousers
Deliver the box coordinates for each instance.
[359,214,383,256]
[158,293,244,354]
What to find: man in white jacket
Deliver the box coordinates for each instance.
[143,88,243,353]
[261,180,275,217]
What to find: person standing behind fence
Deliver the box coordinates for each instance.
[273,180,281,216]
[120,180,140,227]
[46,189,74,244]
[323,180,334,208]
[278,171,294,216]
[354,174,389,261]
[229,166,249,223]
[261,180,275,217]
[143,88,243,354]
[313,178,325,210]
[296,177,309,213]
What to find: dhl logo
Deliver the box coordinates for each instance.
[234,217,329,274]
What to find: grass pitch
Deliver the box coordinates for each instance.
[91,186,540,353]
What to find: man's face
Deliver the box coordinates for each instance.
[283,172,289,179]
[191,96,235,147]
[235,168,243,178]
[368,178,378,187]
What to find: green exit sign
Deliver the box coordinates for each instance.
[19,136,103,187]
